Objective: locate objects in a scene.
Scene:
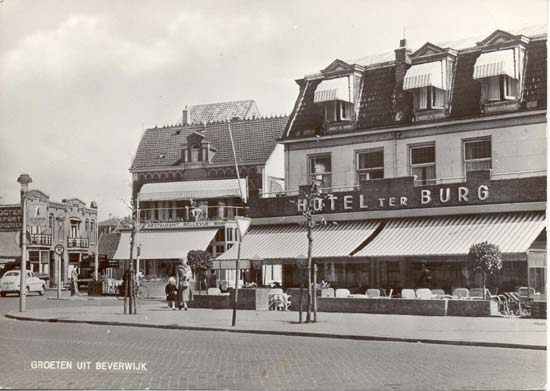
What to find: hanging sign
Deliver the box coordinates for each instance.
[28,201,48,228]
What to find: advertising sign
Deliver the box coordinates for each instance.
[0,206,22,232]
[28,201,48,228]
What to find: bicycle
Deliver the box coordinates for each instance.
[116,280,149,300]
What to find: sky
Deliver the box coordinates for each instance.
[0,0,547,220]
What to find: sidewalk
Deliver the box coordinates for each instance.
[6,301,547,350]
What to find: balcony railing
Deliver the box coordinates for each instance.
[28,233,52,247]
[139,205,246,225]
[67,237,89,248]
[260,169,548,197]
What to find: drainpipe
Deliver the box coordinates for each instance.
[393,131,401,177]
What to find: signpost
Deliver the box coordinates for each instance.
[54,243,64,300]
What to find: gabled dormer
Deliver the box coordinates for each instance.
[312,59,364,131]
[403,42,457,122]
[180,131,216,164]
[473,30,530,114]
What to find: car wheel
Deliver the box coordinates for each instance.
[24,287,29,296]
[39,285,45,296]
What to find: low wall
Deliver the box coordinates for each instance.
[447,299,498,317]
[288,296,499,317]
[189,293,230,309]
[228,288,271,310]
[530,302,546,319]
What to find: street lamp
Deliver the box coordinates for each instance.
[17,173,32,313]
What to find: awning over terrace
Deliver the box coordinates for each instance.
[138,179,248,202]
[113,229,218,260]
[355,212,545,259]
[403,61,446,90]
[215,221,380,261]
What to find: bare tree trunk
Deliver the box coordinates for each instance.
[483,272,486,300]
[306,225,313,323]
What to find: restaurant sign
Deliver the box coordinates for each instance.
[0,206,22,232]
[143,220,220,229]
[297,184,490,213]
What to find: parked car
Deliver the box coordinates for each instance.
[0,270,46,296]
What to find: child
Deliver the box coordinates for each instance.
[165,277,178,310]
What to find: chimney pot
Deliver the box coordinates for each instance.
[399,38,407,48]
[182,107,191,125]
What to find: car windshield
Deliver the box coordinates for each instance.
[4,271,19,277]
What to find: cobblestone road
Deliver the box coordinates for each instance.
[0,295,545,390]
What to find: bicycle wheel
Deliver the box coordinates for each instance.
[136,286,148,300]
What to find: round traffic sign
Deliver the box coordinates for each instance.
[54,244,64,255]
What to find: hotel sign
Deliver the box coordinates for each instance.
[297,185,490,213]
[0,206,22,232]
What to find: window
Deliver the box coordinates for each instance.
[324,101,353,123]
[482,75,518,102]
[410,144,436,185]
[49,214,54,240]
[191,145,200,162]
[70,220,80,238]
[226,228,233,242]
[309,154,332,189]
[90,221,96,243]
[413,86,445,111]
[357,149,384,183]
[464,139,492,173]
[85,220,89,239]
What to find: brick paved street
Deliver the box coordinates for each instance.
[0,295,546,390]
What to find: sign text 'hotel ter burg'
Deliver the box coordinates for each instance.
[297,184,490,213]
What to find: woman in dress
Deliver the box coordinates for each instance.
[176,258,192,310]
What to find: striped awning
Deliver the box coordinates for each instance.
[473,49,517,80]
[355,212,545,258]
[403,61,446,90]
[313,77,353,103]
[216,220,380,261]
[113,229,218,260]
[138,179,248,202]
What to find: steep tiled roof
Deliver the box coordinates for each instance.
[131,116,288,170]
[357,66,396,128]
[449,51,482,118]
[184,100,259,124]
[523,39,547,108]
[98,232,121,259]
[284,79,323,138]
[285,28,546,139]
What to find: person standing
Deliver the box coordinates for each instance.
[71,266,80,296]
[176,258,192,310]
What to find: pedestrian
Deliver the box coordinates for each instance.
[176,258,192,310]
[165,277,178,310]
[71,266,80,296]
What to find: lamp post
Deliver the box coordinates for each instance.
[17,173,32,313]
[55,215,66,300]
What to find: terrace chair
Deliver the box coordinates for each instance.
[415,288,433,300]
[335,288,351,298]
[207,288,221,295]
[467,288,486,300]
[321,288,335,297]
[367,289,381,298]
[268,289,291,311]
[431,289,453,300]
[401,289,416,299]
[452,288,469,299]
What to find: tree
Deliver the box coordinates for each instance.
[187,250,212,294]
[468,241,502,298]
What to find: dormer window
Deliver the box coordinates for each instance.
[473,49,522,104]
[314,76,354,124]
[403,61,448,113]
[191,145,200,162]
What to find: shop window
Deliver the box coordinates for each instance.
[309,154,332,189]
[413,86,445,111]
[357,149,384,183]
[464,138,492,173]
[410,144,436,185]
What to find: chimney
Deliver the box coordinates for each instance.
[182,106,191,125]
[393,39,413,122]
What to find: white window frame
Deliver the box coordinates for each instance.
[463,138,492,174]
[356,148,384,184]
[414,86,445,111]
[409,143,436,185]
[483,75,518,102]
[324,101,353,123]
[308,154,332,189]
